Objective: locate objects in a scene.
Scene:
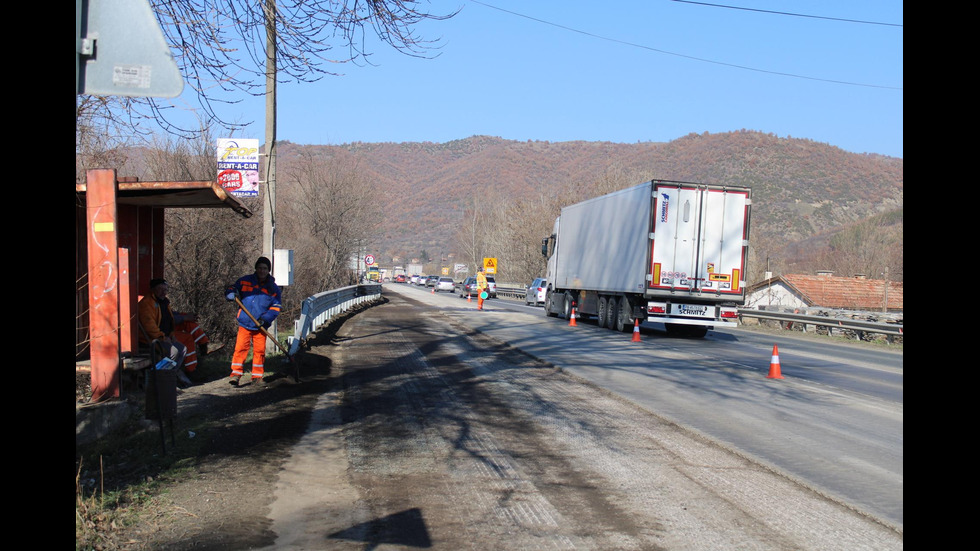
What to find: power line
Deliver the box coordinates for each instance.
[670,0,903,28]
[469,1,901,91]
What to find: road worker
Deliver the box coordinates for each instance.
[225,256,282,386]
[138,278,211,386]
[476,267,488,310]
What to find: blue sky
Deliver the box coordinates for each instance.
[183,1,903,158]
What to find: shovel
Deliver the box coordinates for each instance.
[234,296,301,382]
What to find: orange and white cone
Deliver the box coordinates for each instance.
[766,344,784,379]
[467,293,472,302]
[631,319,641,342]
[569,307,578,327]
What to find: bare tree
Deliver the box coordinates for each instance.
[806,210,903,282]
[278,148,383,311]
[76,96,140,183]
[79,0,458,139]
[496,196,553,284]
[454,195,499,275]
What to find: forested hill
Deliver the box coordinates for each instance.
[276,131,903,281]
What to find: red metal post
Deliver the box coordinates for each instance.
[119,247,136,355]
[86,169,121,401]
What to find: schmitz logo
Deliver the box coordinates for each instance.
[659,192,670,223]
[677,305,707,316]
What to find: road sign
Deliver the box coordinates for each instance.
[77,0,184,97]
[483,257,498,275]
[364,254,376,265]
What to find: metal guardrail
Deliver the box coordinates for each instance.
[495,284,903,341]
[286,283,902,347]
[495,284,527,299]
[286,283,383,355]
[737,309,903,340]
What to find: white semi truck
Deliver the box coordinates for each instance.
[542,179,751,338]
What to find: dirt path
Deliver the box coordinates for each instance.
[99,291,901,550]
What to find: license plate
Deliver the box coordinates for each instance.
[669,303,714,318]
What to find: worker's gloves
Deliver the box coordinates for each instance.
[226,292,236,301]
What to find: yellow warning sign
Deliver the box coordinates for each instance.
[483,257,497,274]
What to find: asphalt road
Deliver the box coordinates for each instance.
[394,284,903,529]
[264,285,902,549]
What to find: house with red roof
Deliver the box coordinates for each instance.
[745,272,903,313]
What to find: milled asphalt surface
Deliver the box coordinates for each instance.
[260,285,902,549]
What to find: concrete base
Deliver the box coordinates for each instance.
[75,399,139,447]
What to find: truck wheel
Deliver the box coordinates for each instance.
[544,290,557,317]
[597,297,608,328]
[615,298,632,332]
[604,297,618,330]
[562,292,574,320]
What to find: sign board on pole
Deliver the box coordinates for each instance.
[483,257,498,275]
[273,249,293,286]
[77,0,184,98]
[217,139,260,197]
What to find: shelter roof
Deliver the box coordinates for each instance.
[75,178,252,218]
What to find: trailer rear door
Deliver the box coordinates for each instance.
[648,182,749,299]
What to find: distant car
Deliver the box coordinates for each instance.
[435,277,455,292]
[526,278,547,306]
[395,274,406,283]
[458,275,496,298]
[425,275,440,287]
[484,276,497,298]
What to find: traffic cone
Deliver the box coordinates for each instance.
[431,287,435,294]
[467,293,472,303]
[569,307,578,327]
[766,344,784,379]
[631,319,641,342]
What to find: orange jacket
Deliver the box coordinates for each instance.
[138,294,176,343]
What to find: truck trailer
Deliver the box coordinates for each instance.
[542,179,751,338]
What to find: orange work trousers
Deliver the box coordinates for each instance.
[231,326,267,379]
[172,321,209,373]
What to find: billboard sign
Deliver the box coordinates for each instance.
[217,139,260,197]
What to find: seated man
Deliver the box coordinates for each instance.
[138,278,212,385]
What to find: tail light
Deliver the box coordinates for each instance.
[720,307,738,319]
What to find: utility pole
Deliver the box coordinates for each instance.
[263,0,278,355]
[881,266,889,313]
